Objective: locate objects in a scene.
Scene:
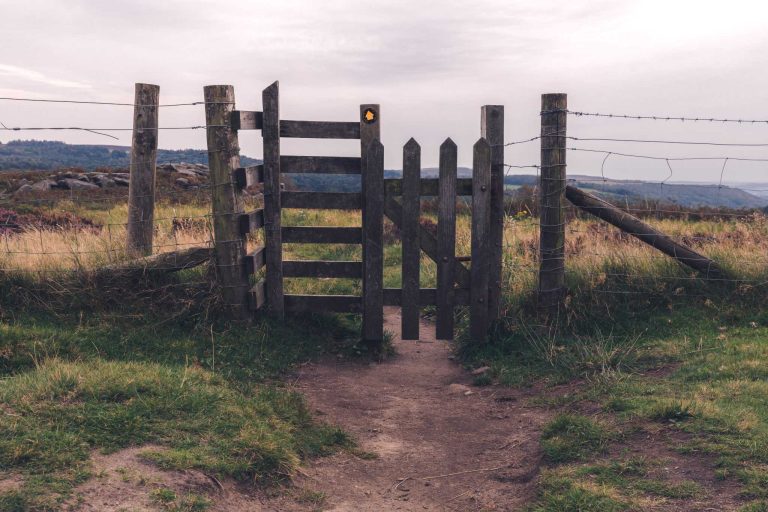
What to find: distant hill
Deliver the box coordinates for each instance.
[0,140,260,171]
[2,140,766,209]
[502,175,767,209]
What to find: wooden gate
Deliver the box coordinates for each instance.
[207,82,504,343]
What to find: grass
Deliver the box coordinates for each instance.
[4,190,768,509]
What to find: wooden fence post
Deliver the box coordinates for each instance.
[436,138,457,340]
[538,93,567,316]
[481,105,504,321]
[360,104,381,344]
[363,139,384,347]
[126,83,159,257]
[204,85,250,319]
[262,81,284,318]
[401,138,421,340]
[470,138,492,341]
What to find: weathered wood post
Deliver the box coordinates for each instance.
[470,138,492,341]
[401,138,421,340]
[126,83,159,257]
[482,105,505,322]
[436,138,457,340]
[262,81,284,318]
[203,85,250,319]
[538,93,567,316]
[361,105,383,347]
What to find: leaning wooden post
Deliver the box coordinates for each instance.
[262,81,284,318]
[360,104,381,345]
[471,138,492,341]
[126,83,159,257]
[538,93,567,316]
[401,138,421,340]
[482,105,505,322]
[204,85,250,319]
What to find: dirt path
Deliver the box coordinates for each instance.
[265,306,550,511]
[66,307,550,511]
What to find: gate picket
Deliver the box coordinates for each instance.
[436,138,458,340]
[401,138,421,340]
[470,138,492,341]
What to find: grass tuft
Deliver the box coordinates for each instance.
[540,414,609,463]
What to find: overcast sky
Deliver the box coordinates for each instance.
[2,0,768,183]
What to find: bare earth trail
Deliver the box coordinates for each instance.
[264,306,550,511]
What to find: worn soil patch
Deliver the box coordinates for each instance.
[260,306,552,511]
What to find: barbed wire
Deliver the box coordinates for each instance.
[0,96,233,108]
[540,109,768,124]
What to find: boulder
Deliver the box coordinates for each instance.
[13,184,33,196]
[31,179,56,191]
[60,178,99,191]
[175,177,191,188]
[113,177,130,187]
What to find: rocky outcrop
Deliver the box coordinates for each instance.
[10,162,212,195]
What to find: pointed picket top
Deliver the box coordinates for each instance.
[473,136,491,153]
[440,137,457,150]
[404,137,420,151]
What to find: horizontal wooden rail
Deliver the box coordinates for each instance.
[244,246,266,274]
[248,280,267,311]
[233,165,264,189]
[280,120,360,139]
[281,155,361,174]
[239,209,264,235]
[283,260,362,278]
[383,288,469,306]
[231,110,263,130]
[284,294,362,313]
[282,191,362,210]
[282,226,362,244]
[384,178,473,196]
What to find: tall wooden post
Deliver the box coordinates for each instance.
[204,85,249,319]
[481,105,504,321]
[361,104,382,346]
[538,93,567,316]
[401,138,421,340]
[126,83,159,257]
[470,138,492,341]
[262,82,284,318]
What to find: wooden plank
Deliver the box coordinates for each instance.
[470,138,492,342]
[248,280,267,311]
[262,81,284,317]
[238,209,264,235]
[284,294,362,313]
[436,138,457,340]
[383,288,470,307]
[281,155,361,174]
[280,120,360,139]
[401,138,421,340]
[283,260,362,278]
[244,246,266,275]
[204,85,249,319]
[282,226,362,244]
[539,93,567,316]
[282,192,361,210]
[384,196,471,288]
[231,110,263,131]
[482,105,505,321]
[384,178,472,197]
[233,165,264,189]
[127,83,159,258]
[362,138,384,344]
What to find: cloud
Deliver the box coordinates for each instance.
[0,64,91,89]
